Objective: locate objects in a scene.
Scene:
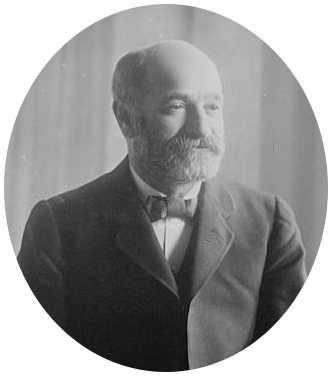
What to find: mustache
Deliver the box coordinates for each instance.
[164,134,222,155]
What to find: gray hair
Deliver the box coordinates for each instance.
[112,47,152,116]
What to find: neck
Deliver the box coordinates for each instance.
[131,160,201,198]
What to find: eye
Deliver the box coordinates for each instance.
[204,103,221,111]
[161,101,186,114]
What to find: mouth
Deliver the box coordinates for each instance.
[180,146,209,153]
[192,146,216,152]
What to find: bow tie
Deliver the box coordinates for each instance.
[146,195,198,222]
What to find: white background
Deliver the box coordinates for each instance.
[1,1,331,375]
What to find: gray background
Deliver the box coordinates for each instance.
[5,5,327,272]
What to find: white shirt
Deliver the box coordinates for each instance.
[130,165,201,273]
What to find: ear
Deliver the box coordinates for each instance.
[112,100,138,138]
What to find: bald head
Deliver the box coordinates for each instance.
[143,40,221,93]
[112,40,222,116]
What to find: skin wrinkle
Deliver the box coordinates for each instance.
[113,40,225,197]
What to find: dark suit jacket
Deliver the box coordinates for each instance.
[18,158,307,371]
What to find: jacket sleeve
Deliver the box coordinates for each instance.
[252,196,307,341]
[17,200,66,329]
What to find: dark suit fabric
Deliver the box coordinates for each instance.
[18,158,307,371]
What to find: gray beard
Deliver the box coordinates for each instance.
[130,134,225,184]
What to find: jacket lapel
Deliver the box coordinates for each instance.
[188,178,235,300]
[105,158,235,300]
[115,211,179,297]
[111,159,178,297]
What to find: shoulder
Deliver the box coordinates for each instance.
[28,158,131,226]
[221,177,275,206]
[47,158,130,212]
[48,171,114,209]
[216,176,297,227]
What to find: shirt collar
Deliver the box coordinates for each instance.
[129,164,202,204]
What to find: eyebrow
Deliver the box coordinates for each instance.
[162,92,223,102]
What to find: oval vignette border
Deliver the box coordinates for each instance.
[1,2,331,376]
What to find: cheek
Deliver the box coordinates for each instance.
[152,114,186,138]
[211,117,224,138]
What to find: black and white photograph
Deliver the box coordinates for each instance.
[2,2,330,375]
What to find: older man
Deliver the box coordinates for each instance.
[18,40,307,371]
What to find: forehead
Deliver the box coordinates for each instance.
[143,46,222,101]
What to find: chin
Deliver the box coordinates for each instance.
[131,141,224,184]
[168,152,222,183]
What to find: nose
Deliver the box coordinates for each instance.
[184,105,209,139]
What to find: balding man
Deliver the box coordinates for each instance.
[18,40,307,371]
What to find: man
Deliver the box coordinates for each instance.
[18,40,307,371]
